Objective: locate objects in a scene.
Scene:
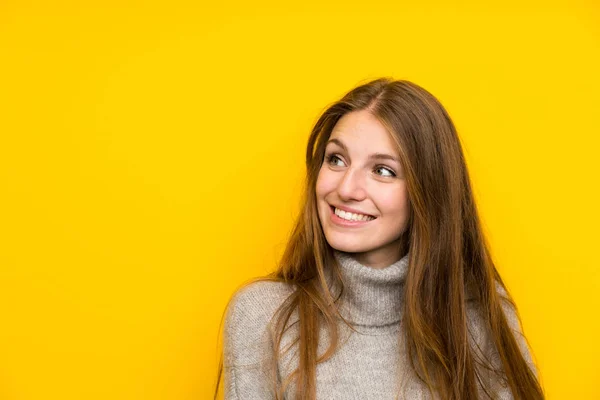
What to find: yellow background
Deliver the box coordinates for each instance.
[1,1,598,399]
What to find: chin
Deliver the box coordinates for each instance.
[326,236,374,253]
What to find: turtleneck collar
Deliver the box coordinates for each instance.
[328,249,410,328]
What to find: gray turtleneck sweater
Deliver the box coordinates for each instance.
[222,251,537,399]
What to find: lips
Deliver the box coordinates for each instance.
[329,204,376,218]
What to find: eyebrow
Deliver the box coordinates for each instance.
[326,138,401,163]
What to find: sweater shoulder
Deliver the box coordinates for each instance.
[228,280,296,321]
[466,279,538,397]
[223,280,295,367]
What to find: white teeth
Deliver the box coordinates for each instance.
[334,207,375,221]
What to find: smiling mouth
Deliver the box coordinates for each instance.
[329,205,377,220]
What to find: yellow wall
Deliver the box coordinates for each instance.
[0,1,598,399]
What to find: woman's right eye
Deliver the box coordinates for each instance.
[326,154,344,166]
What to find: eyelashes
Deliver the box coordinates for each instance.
[325,153,397,178]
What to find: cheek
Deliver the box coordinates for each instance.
[378,186,410,215]
[315,169,336,197]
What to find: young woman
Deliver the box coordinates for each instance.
[214,78,544,399]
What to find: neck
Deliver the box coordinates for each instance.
[345,240,406,268]
[326,249,410,327]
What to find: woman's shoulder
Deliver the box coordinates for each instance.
[465,278,537,377]
[230,279,294,314]
[224,279,296,334]
[223,279,296,367]
[465,279,522,336]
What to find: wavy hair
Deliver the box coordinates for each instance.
[213,77,544,399]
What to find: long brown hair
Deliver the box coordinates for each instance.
[213,77,544,399]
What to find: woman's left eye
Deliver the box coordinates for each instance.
[375,166,396,178]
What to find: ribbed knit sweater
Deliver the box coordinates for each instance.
[222,250,537,399]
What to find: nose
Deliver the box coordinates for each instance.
[337,168,367,202]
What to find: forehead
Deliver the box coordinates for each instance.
[329,111,398,153]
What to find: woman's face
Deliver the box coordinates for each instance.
[316,110,410,268]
